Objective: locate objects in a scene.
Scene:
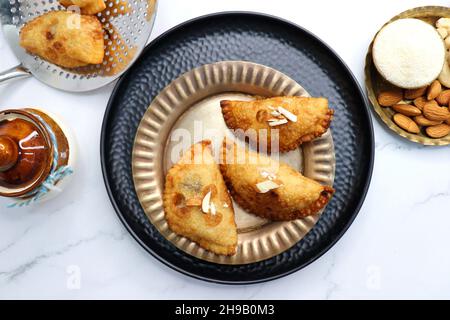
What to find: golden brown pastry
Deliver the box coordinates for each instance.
[163,140,238,256]
[59,0,106,15]
[221,96,334,152]
[20,11,104,68]
[220,138,334,221]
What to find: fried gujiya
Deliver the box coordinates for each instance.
[59,0,106,15]
[221,97,334,152]
[163,140,238,256]
[20,11,104,68]
[220,138,334,221]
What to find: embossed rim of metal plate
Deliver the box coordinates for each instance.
[132,61,335,265]
[365,6,450,146]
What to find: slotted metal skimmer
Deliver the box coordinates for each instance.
[0,0,157,91]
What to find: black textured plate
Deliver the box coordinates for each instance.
[101,12,374,284]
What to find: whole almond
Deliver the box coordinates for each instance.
[378,89,403,107]
[426,124,450,138]
[436,89,450,106]
[423,103,450,121]
[404,86,427,99]
[393,113,420,133]
[413,116,443,127]
[392,104,421,116]
[413,97,438,110]
[427,80,442,100]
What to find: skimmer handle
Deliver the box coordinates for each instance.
[0,65,31,84]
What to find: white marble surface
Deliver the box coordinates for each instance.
[1,0,450,300]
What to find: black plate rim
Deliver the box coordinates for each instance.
[100,11,375,285]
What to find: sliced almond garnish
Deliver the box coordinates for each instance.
[270,110,282,117]
[260,170,276,180]
[268,119,288,127]
[210,202,217,215]
[277,106,298,122]
[256,180,280,193]
[202,191,212,214]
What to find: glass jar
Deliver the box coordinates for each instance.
[0,108,75,207]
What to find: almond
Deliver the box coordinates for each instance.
[445,37,450,49]
[439,59,450,88]
[427,80,442,100]
[413,97,438,110]
[268,119,289,126]
[423,103,450,121]
[392,104,421,116]
[256,180,280,193]
[413,116,443,127]
[426,124,450,138]
[393,113,420,133]
[436,18,450,30]
[378,89,403,107]
[404,86,427,99]
[277,106,298,122]
[436,89,450,106]
[437,27,448,39]
[202,191,212,214]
